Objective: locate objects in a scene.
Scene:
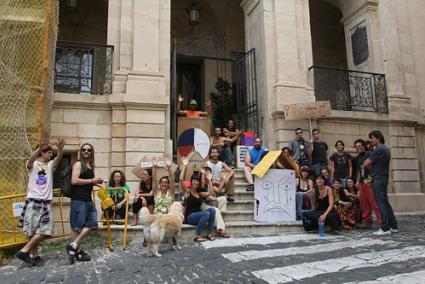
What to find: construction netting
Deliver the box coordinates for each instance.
[0,0,59,248]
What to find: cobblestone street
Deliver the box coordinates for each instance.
[1,214,425,284]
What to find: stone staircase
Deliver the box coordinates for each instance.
[102,169,303,241]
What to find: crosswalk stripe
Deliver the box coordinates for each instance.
[221,238,398,263]
[343,269,425,284]
[201,234,340,249]
[251,245,425,284]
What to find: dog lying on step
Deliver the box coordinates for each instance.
[139,201,184,256]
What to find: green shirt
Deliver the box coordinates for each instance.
[154,191,173,214]
[107,184,130,203]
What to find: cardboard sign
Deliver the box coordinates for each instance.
[177,117,211,164]
[179,151,206,182]
[132,156,177,181]
[13,202,24,217]
[283,101,332,120]
[254,169,296,223]
[251,151,282,178]
[236,145,252,168]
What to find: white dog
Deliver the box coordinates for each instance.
[139,202,184,257]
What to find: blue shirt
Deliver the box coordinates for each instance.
[249,148,265,165]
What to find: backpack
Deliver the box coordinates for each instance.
[60,164,73,197]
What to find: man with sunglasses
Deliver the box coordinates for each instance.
[308,129,328,177]
[66,143,104,264]
[288,128,311,167]
[16,137,66,267]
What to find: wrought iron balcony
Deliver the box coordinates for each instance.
[54,41,113,95]
[309,65,388,113]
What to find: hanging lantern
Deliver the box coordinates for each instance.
[186,2,201,26]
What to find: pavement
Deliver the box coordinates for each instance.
[1,214,425,284]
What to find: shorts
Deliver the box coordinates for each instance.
[23,202,54,237]
[132,196,154,214]
[70,200,98,232]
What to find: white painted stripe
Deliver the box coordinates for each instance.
[344,269,425,284]
[201,234,340,249]
[222,238,397,263]
[252,246,425,284]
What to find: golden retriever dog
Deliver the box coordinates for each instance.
[139,202,184,257]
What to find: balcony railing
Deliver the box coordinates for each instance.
[54,42,113,94]
[309,65,388,113]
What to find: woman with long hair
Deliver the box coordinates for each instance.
[152,160,175,214]
[332,179,356,230]
[106,170,130,219]
[132,168,154,225]
[302,175,340,232]
[295,166,314,220]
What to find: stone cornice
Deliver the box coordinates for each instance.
[241,0,260,16]
[341,0,379,25]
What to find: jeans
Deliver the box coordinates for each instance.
[187,208,216,236]
[70,200,98,232]
[220,147,233,166]
[311,163,327,177]
[296,192,312,219]
[372,178,397,231]
[302,210,340,231]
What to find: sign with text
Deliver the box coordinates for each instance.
[283,101,332,120]
[236,145,252,168]
[254,169,296,223]
[13,202,24,217]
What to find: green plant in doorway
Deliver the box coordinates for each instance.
[210,78,235,128]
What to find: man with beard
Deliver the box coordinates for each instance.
[210,127,239,167]
[288,128,311,167]
[244,138,265,191]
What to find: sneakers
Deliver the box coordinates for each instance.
[373,229,391,236]
[226,197,235,202]
[31,256,44,267]
[15,251,32,265]
[390,227,399,233]
[76,250,91,262]
[246,184,254,192]
[66,243,77,256]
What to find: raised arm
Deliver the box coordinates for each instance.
[52,137,66,170]
[199,100,211,117]
[152,162,159,196]
[165,160,175,196]
[26,138,49,170]
[176,95,188,116]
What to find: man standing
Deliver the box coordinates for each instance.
[244,138,265,191]
[308,129,328,177]
[176,95,211,118]
[210,127,239,166]
[16,137,66,266]
[205,147,235,202]
[66,143,103,263]
[288,128,310,167]
[354,139,381,228]
[364,130,398,235]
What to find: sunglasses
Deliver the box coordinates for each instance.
[81,148,92,153]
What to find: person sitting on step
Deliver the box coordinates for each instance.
[244,138,265,192]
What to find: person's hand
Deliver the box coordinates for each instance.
[319,214,326,223]
[152,159,158,167]
[178,95,184,103]
[116,203,122,210]
[165,160,172,168]
[344,202,352,208]
[92,177,103,185]
[205,100,211,107]
[56,137,66,150]
[200,168,206,175]
[223,177,230,184]
[355,182,360,189]
[206,172,213,181]
[39,138,50,151]
[181,158,189,167]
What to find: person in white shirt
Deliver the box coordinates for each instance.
[16,137,65,267]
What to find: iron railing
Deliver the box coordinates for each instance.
[54,41,113,94]
[309,65,388,113]
[235,48,259,135]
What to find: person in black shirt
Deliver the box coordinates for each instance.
[308,129,328,178]
[329,140,352,188]
[354,139,381,228]
[364,130,398,235]
[67,143,103,264]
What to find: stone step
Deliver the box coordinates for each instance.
[233,191,254,201]
[222,210,254,222]
[99,220,303,242]
[226,200,253,211]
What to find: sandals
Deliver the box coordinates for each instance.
[207,234,216,241]
[217,231,230,238]
[193,236,207,242]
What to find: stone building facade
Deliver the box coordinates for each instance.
[51,0,425,211]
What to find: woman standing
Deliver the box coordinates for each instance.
[106,170,130,220]
[152,161,175,214]
[181,172,216,242]
[329,140,352,188]
[295,166,314,220]
[132,168,154,225]
[302,176,340,232]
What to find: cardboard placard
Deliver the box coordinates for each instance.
[251,151,282,178]
[283,101,332,120]
[236,145,252,168]
[177,117,211,164]
[254,169,296,223]
[179,151,207,182]
[131,156,177,181]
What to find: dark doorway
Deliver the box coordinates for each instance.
[177,62,203,111]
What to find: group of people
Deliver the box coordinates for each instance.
[243,128,398,236]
